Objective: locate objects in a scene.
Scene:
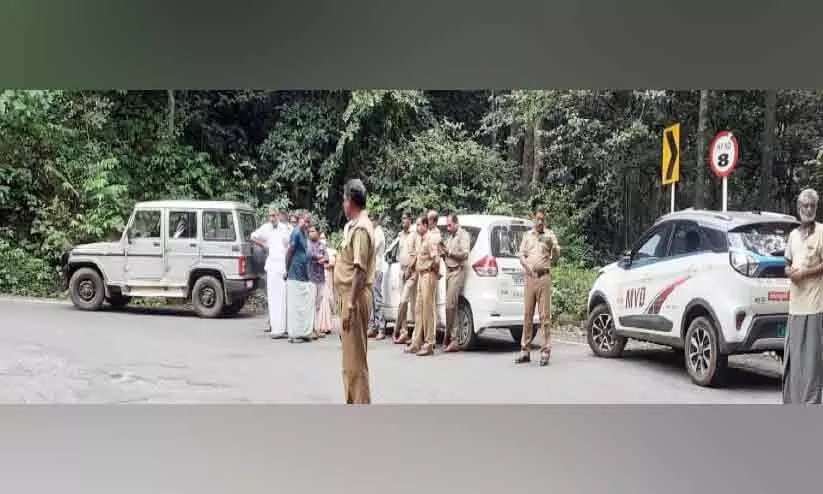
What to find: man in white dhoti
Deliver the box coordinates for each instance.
[784,188,823,404]
[285,212,317,342]
[251,207,290,339]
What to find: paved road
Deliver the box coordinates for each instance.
[0,298,784,404]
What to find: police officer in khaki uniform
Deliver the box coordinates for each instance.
[405,216,428,351]
[393,212,418,344]
[334,179,376,404]
[441,214,470,352]
[406,210,441,356]
[516,212,560,366]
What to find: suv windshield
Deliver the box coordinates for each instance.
[239,212,258,242]
[727,222,795,257]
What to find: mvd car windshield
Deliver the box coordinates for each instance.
[727,222,795,257]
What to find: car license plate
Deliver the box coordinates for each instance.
[512,275,524,287]
[776,324,786,338]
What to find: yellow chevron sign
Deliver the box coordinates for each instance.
[662,123,681,185]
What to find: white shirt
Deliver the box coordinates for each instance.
[374,225,386,272]
[251,222,290,274]
[786,222,823,315]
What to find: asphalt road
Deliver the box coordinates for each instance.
[0,298,785,404]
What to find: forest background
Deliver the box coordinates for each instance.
[2,89,822,322]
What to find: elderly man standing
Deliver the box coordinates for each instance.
[516,211,560,367]
[251,207,291,339]
[784,188,823,404]
[368,213,387,340]
[441,213,471,352]
[335,179,377,404]
[406,210,441,356]
[393,212,418,345]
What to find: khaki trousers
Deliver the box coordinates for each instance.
[412,272,438,349]
[395,270,417,336]
[521,273,552,354]
[445,266,466,339]
[339,286,373,404]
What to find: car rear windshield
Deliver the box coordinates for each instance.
[727,222,796,257]
[436,226,481,251]
[239,212,257,242]
[490,224,531,258]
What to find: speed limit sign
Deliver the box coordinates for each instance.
[709,131,739,177]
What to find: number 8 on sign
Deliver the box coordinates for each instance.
[709,131,739,178]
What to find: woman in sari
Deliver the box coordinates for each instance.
[308,227,334,336]
[319,233,337,333]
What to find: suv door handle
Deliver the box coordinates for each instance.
[189,243,197,248]
[152,242,160,247]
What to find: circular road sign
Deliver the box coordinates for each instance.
[709,130,739,178]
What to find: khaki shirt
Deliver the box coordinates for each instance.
[444,227,471,269]
[416,228,441,273]
[397,229,417,268]
[334,211,376,293]
[518,228,560,273]
[786,222,823,315]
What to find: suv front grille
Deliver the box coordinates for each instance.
[758,265,787,278]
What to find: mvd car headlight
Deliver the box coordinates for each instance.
[729,250,759,277]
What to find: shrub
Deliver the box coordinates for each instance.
[0,240,62,297]
[551,265,598,324]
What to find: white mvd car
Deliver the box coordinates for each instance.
[585,209,797,387]
[380,215,542,350]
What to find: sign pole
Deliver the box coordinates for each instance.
[670,184,675,213]
[722,177,728,212]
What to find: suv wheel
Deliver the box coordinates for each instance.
[69,268,106,311]
[222,296,247,317]
[454,300,478,350]
[106,294,131,309]
[684,316,728,387]
[586,304,627,358]
[191,276,225,318]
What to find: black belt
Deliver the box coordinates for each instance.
[447,265,463,272]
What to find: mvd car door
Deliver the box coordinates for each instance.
[612,221,675,335]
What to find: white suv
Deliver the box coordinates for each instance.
[62,200,262,318]
[585,209,797,387]
[381,215,541,350]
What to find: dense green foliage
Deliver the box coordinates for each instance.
[2,89,822,321]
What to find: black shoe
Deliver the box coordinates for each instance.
[515,353,531,364]
[271,333,288,340]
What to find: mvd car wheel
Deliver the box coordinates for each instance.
[684,316,728,387]
[586,304,627,358]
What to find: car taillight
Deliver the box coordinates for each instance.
[472,256,498,277]
[238,256,247,276]
[729,250,759,277]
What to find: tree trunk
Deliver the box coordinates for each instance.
[694,90,710,209]
[508,121,526,185]
[167,90,176,136]
[531,117,542,186]
[759,90,777,209]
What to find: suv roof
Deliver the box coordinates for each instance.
[135,200,255,211]
[436,214,532,228]
[655,209,798,232]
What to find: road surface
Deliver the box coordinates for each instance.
[0,298,784,404]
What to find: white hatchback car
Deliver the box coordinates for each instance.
[381,215,541,350]
[586,209,797,387]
